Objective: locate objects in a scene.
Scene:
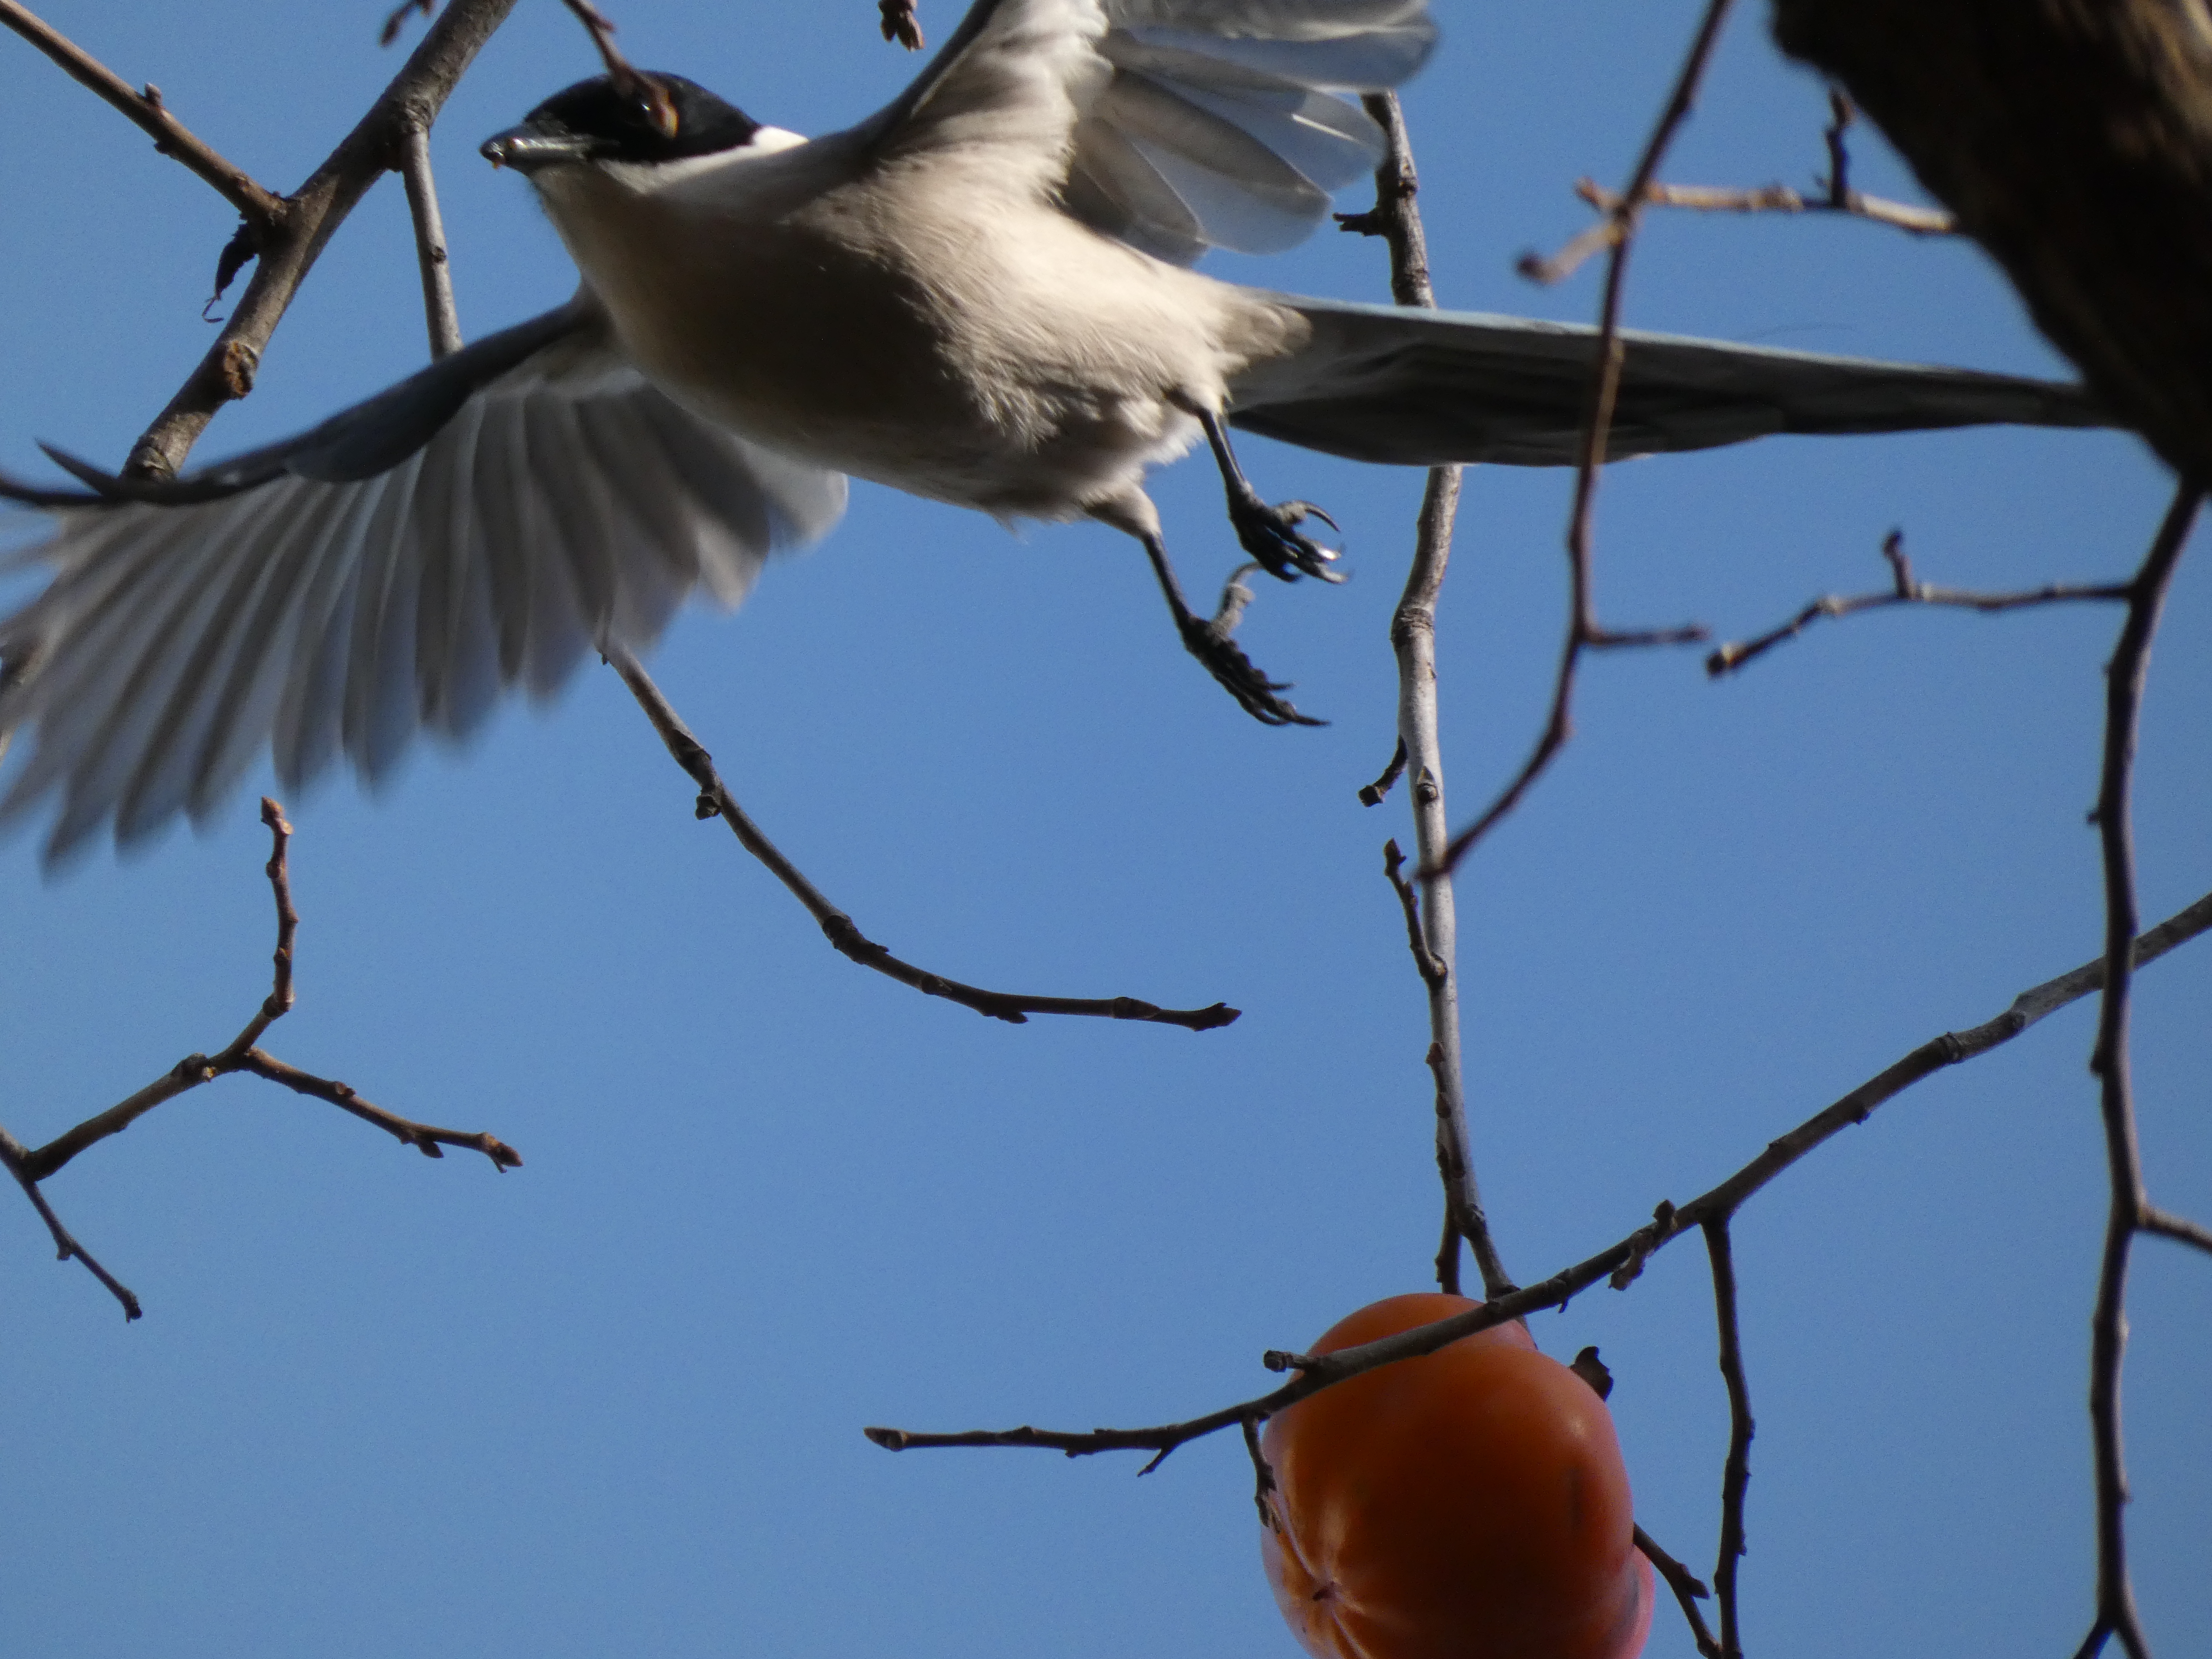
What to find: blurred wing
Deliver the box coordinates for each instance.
[1228,297,2111,464]
[0,305,845,863]
[856,0,1436,262]
[1073,0,1435,262]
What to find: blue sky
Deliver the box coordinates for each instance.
[2,4,2206,1657]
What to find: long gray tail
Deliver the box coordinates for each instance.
[1227,295,2109,467]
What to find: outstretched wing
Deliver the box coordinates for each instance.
[1228,297,2109,464]
[0,302,845,863]
[855,0,1435,263]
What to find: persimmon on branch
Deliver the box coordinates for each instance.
[0,800,521,1322]
[862,876,2212,1454]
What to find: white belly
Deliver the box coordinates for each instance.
[534,147,1307,521]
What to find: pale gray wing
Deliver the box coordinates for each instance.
[850,0,1435,263]
[1073,1,1435,262]
[0,305,845,864]
[1227,297,2110,464]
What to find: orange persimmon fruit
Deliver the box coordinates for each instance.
[1259,1293,1654,1659]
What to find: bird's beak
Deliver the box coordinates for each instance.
[480,126,595,173]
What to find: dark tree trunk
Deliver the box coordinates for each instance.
[1771,0,2212,482]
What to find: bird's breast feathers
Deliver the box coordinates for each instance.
[531,134,1307,519]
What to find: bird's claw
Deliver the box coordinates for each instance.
[1231,496,1345,584]
[1176,614,1325,727]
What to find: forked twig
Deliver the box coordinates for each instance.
[0,0,282,225]
[1527,90,1950,290]
[604,647,1239,1032]
[1575,175,1953,240]
[1709,530,2128,675]
[863,881,2212,1469]
[1,800,520,1318]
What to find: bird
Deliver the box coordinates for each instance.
[0,0,2107,864]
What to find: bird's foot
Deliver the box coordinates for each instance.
[1230,494,1344,584]
[1175,610,1325,728]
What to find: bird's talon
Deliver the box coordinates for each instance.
[1176,615,1326,728]
[1231,494,1347,584]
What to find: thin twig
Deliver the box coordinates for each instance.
[1574,176,1953,242]
[603,647,1239,1032]
[380,0,438,46]
[0,1,282,225]
[16,800,521,1184]
[397,123,463,358]
[2072,482,2200,1659]
[1383,842,1445,984]
[1357,735,1408,806]
[2140,1205,2212,1257]
[878,0,924,49]
[1241,1415,1279,1525]
[1637,1525,1723,1659]
[863,881,2212,1465]
[3,802,517,1315]
[114,0,521,480]
[0,1123,141,1318]
[1432,4,1730,879]
[1705,1220,1753,1659]
[231,1049,519,1164]
[1709,530,2129,674]
[555,0,675,136]
[1526,86,1948,289]
[1338,93,1513,1300]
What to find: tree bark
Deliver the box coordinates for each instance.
[1771,0,2212,483]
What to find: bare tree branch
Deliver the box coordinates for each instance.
[0,1,283,226]
[1570,1345,1723,1659]
[2072,482,2200,1659]
[2139,1206,2212,1259]
[1708,529,2131,675]
[1574,176,1953,242]
[1545,92,1955,281]
[1771,0,2212,482]
[1339,92,1512,1301]
[604,647,1240,1032]
[112,0,522,480]
[1704,1220,1753,1659]
[1636,1524,1723,1659]
[862,881,2212,1467]
[0,1122,141,1319]
[1,799,519,1317]
[17,800,521,1183]
[554,0,676,136]
[1356,735,1408,807]
[397,124,463,358]
[878,0,924,50]
[1430,1,1729,878]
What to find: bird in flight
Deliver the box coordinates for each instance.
[0,0,2102,862]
